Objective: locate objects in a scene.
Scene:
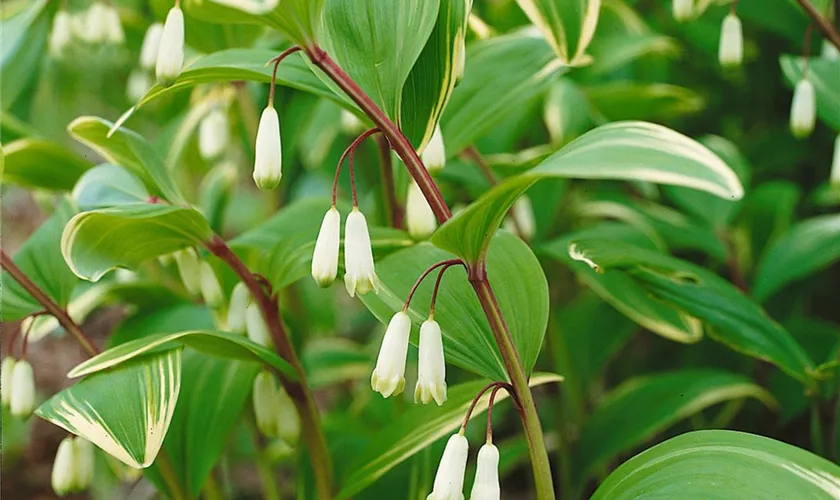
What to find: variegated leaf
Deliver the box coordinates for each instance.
[515,0,601,65]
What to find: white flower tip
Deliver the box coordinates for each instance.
[415,318,447,405]
[10,359,35,418]
[422,125,446,172]
[253,370,300,441]
[52,437,77,495]
[227,282,251,333]
[830,135,840,185]
[719,14,743,67]
[174,248,202,295]
[406,181,438,240]
[428,433,469,499]
[343,209,379,297]
[199,261,223,308]
[140,23,165,70]
[790,79,816,139]
[245,303,273,347]
[371,369,406,397]
[371,311,411,397]
[470,443,501,500]
[311,207,341,287]
[155,7,185,87]
[199,108,230,161]
[1,357,17,406]
[254,107,283,189]
[672,0,694,22]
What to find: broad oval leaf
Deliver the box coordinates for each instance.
[61,204,213,282]
[36,349,183,469]
[2,138,92,191]
[592,430,840,500]
[337,373,562,498]
[68,330,296,380]
[432,121,744,262]
[72,164,150,210]
[753,214,840,302]
[1,0,50,110]
[577,370,775,476]
[780,56,840,132]
[361,232,549,381]
[515,0,601,65]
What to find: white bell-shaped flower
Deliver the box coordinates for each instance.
[422,125,446,173]
[253,107,283,189]
[174,248,202,295]
[73,437,95,490]
[672,0,693,22]
[252,370,300,442]
[140,23,164,70]
[789,78,816,139]
[104,4,124,44]
[82,2,109,44]
[10,359,35,418]
[415,318,447,405]
[156,6,185,87]
[311,207,341,287]
[371,311,411,398]
[344,208,379,297]
[227,282,251,333]
[469,443,501,500]
[718,14,743,67]
[830,134,840,186]
[245,303,272,347]
[199,261,224,308]
[1,357,16,406]
[126,69,152,102]
[427,433,469,500]
[52,437,77,496]
[406,180,437,240]
[822,40,840,61]
[199,107,229,161]
[49,10,73,57]
[504,196,536,240]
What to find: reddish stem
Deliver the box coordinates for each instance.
[375,135,403,228]
[461,382,506,434]
[332,127,381,207]
[486,384,508,444]
[402,259,464,311]
[795,0,840,50]
[267,46,303,106]
[429,262,465,316]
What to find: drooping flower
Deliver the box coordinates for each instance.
[344,208,378,297]
[823,40,840,61]
[427,433,469,500]
[156,6,185,87]
[73,437,95,491]
[504,196,536,240]
[245,303,272,347]
[672,0,693,22]
[252,370,300,442]
[49,10,73,57]
[140,23,164,70]
[174,248,202,295]
[127,69,153,102]
[422,125,446,173]
[1,357,16,407]
[789,78,816,139]
[81,2,109,44]
[371,311,411,398]
[199,261,224,308]
[103,4,124,45]
[199,107,229,161]
[415,318,447,405]
[253,107,283,189]
[406,180,437,240]
[831,134,840,186]
[311,207,341,287]
[10,359,35,418]
[227,282,251,333]
[718,14,743,67]
[52,437,77,496]
[469,443,500,500]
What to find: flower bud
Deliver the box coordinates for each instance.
[340,110,365,135]
[174,248,202,295]
[415,319,447,405]
[127,70,153,102]
[822,40,840,61]
[718,14,743,67]
[672,0,693,22]
[82,2,109,44]
[830,134,840,186]
[199,261,224,308]
[427,433,469,500]
[252,370,300,443]
[104,5,124,45]
[253,107,283,189]
[246,303,272,347]
[1,357,16,407]
[10,359,35,418]
[504,196,536,240]
[49,11,73,57]
[406,180,437,240]
[227,282,251,333]
[469,443,501,500]
[52,437,77,496]
[73,437,95,490]
[422,125,446,173]
[311,207,341,287]
[156,7,185,87]
[371,311,411,398]
[789,78,816,139]
[140,23,165,70]
[344,208,379,297]
[199,108,229,161]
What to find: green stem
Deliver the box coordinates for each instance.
[811,400,825,456]
[205,235,333,499]
[156,448,188,500]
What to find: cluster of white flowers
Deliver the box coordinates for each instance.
[311,206,379,297]
[169,248,227,312]
[126,4,184,101]
[1,356,35,419]
[252,370,300,442]
[428,433,500,500]
[49,3,124,58]
[51,436,95,496]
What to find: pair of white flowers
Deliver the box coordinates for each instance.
[52,436,94,496]
[428,434,500,500]
[252,370,300,442]
[49,3,124,57]
[371,312,448,405]
[1,356,35,419]
[311,207,379,297]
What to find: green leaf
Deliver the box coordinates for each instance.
[2,199,79,321]
[68,117,186,205]
[1,0,50,110]
[2,138,92,191]
[36,349,183,469]
[514,0,601,65]
[577,370,775,475]
[442,30,563,154]
[68,330,296,380]
[584,33,677,76]
[72,164,150,210]
[563,239,816,384]
[753,214,840,302]
[61,204,213,282]
[338,373,562,498]
[400,0,467,148]
[592,430,840,500]
[320,0,440,126]
[585,82,703,122]
[302,338,371,390]
[360,232,548,381]
[543,78,592,145]
[432,121,744,262]
[780,56,840,132]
